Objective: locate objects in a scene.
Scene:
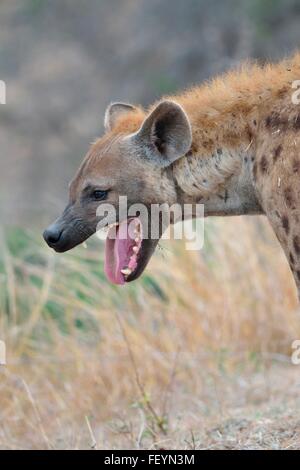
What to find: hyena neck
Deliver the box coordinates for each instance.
[172,116,262,217]
[166,53,300,216]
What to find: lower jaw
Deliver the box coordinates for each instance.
[123,238,160,283]
[121,248,144,283]
[125,266,141,282]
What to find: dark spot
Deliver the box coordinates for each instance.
[293,159,300,173]
[294,114,300,130]
[191,143,198,153]
[253,120,257,126]
[265,115,273,128]
[186,149,193,157]
[277,87,287,98]
[282,215,290,234]
[253,162,258,179]
[251,156,255,162]
[265,113,288,131]
[284,187,295,209]
[296,270,300,281]
[290,252,295,265]
[266,112,300,133]
[260,155,268,173]
[273,145,282,163]
[247,127,253,141]
[293,235,300,254]
[224,189,228,203]
[217,148,223,155]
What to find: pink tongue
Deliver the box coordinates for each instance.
[104,220,136,285]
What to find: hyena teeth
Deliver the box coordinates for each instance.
[133,246,139,253]
[121,268,132,276]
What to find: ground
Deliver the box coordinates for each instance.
[1,355,300,449]
[1,217,300,449]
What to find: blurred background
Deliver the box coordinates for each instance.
[1,0,300,450]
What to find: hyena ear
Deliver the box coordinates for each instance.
[104,102,137,131]
[134,100,192,166]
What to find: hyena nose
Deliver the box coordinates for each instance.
[43,225,63,247]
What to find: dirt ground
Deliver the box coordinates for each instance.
[1,357,300,449]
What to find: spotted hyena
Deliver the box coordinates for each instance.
[44,53,300,296]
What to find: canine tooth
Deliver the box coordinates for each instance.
[121,268,132,276]
[133,246,138,253]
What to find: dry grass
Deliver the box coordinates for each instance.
[0,216,300,449]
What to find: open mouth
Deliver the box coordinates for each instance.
[104,217,146,285]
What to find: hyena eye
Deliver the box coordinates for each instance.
[92,189,109,201]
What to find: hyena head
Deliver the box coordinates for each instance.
[43,100,192,284]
